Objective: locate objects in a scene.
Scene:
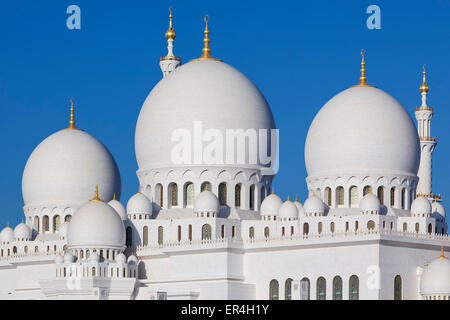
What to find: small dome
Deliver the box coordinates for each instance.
[304,195,325,215]
[359,193,381,213]
[55,255,64,264]
[261,193,283,216]
[59,222,69,239]
[0,226,15,243]
[411,196,432,216]
[126,192,152,215]
[89,252,100,262]
[432,201,446,219]
[194,191,220,214]
[420,253,450,297]
[67,199,126,250]
[108,198,127,220]
[278,200,299,220]
[127,254,138,265]
[116,252,127,264]
[64,252,74,263]
[14,222,31,241]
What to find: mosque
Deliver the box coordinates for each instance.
[0,11,448,300]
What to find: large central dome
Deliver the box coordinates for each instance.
[305,86,420,178]
[135,60,276,171]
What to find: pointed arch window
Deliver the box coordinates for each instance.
[249,185,255,210]
[333,276,343,300]
[336,187,344,206]
[264,226,270,238]
[184,182,194,207]
[394,275,402,300]
[235,184,241,207]
[316,277,326,300]
[325,187,332,206]
[285,278,293,300]
[269,279,279,300]
[155,184,163,208]
[349,275,359,300]
[377,186,385,205]
[53,215,60,232]
[43,215,49,232]
[390,187,395,206]
[177,225,181,242]
[300,277,310,300]
[218,183,227,205]
[349,186,358,207]
[249,227,255,239]
[169,183,178,207]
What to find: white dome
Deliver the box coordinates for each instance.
[432,201,446,219]
[108,199,127,220]
[194,191,220,213]
[22,128,121,208]
[116,252,127,264]
[135,60,276,171]
[359,193,381,213]
[260,193,283,216]
[126,192,152,215]
[127,254,138,264]
[67,199,125,250]
[278,200,299,219]
[14,222,31,241]
[305,86,420,178]
[59,222,69,239]
[0,226,15,243]
[64,252,74,263]
[411,196,432,216]
[304,195,325,215]
[420,255,450,296]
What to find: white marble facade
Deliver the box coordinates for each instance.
[0,14,449,300]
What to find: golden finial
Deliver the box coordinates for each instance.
[271,186,275,195]
[439,246,447,259]
[191,15,222,62]
[357,49,369,86]
[113,193,116,201]
[287,195,290,201]
[68,97,76,129]
[90,185,104,202]
[295,195,298,201]
[165,7,176,40]
[420,65,429,93]
[138,186,141,193]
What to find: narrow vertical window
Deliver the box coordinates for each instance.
[126,227,132,247]
[377,186,384,205]
[336,187,344,206]
[394,275,402,300]
[235,184,241,207]
[143,226,148,246]
[349,186,358,207]
[285,278,293,300]
[316,277,326,300]
[158,226,164,245]
[219,183,227,205]
[169,183,178,207]
[249,227,255,239]
[184,182,194,207]
[333,276,343,300]
[249,185,255,210]
[390,187,395,206]
[300,277,310,300]
[349,275,359,300]
[201,224,212,240]
[269,279,279,300]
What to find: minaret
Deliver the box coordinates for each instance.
[159,7,181,77]
[415,66,437,199]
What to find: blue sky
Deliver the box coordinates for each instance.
[0,0,449,227]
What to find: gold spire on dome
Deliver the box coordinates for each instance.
[440,246,447,259]
[113,193,116,201]
[358,49,369,86]
[287,195,290,201]
[420,65,429,93]
[191,15,222,62]
[295,195,298,201]
[165,7,176,40]
[90,185,104,202]
[68,97,77,129]
[272,186,275,195]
